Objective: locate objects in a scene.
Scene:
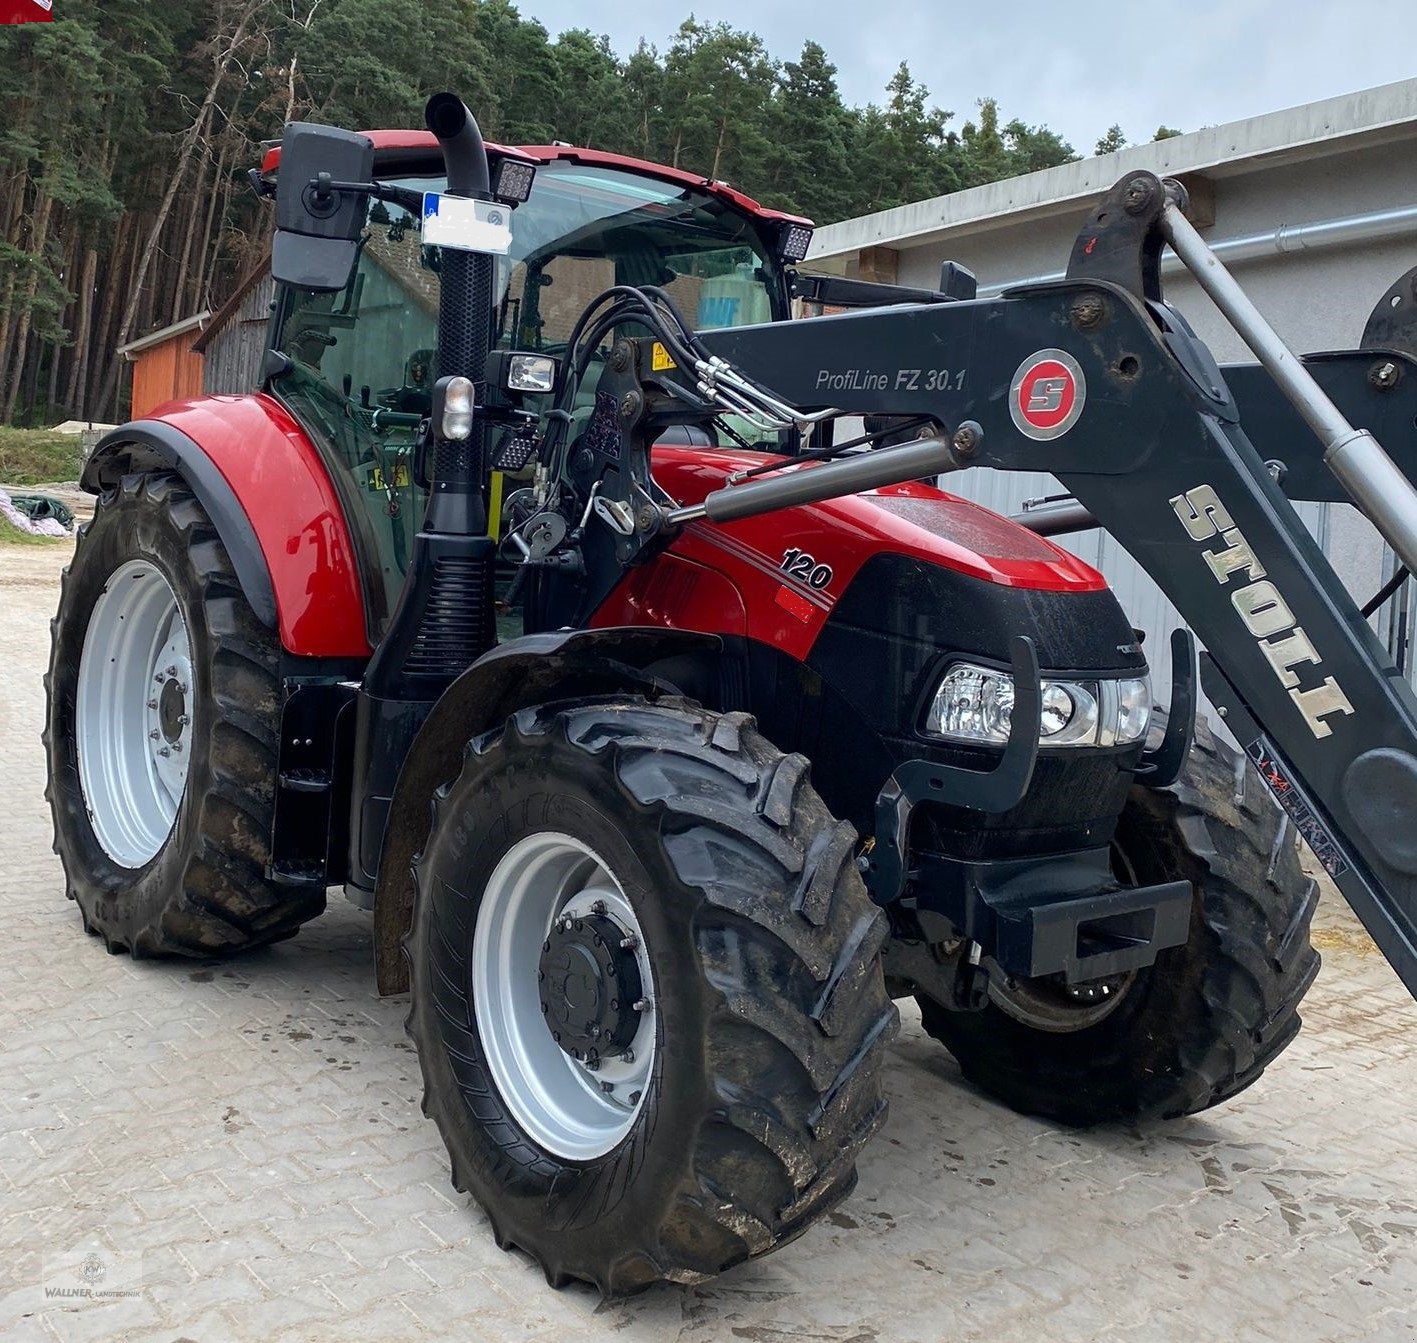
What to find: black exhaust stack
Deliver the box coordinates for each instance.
[423,91,492,535]
[348,93,500,904]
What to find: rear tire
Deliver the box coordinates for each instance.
[43,472,323,956]
[406,697,897,1293]
[916,709,1320,1124]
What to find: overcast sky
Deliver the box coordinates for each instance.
[515,1,1414,152]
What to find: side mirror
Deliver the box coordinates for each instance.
[271,122,375,292]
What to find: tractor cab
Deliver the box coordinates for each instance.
[259,135,806,637]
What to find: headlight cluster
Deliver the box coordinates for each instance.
[924,662,1150,749]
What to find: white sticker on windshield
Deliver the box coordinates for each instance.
[421,192,512,255]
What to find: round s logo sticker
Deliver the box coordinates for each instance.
[1009,349,1086,441]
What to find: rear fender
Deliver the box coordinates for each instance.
[85,419,277,628]
[372,627,721,994]
[84,395,370,658]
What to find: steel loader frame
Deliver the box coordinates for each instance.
[1222,263,1417,516]
[661,174,1417,995]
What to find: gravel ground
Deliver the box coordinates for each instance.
[3,538,1416,1343]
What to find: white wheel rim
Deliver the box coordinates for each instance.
[76,559,193,869]
[472,832,655,1160]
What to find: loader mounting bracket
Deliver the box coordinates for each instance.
[1063,170,1177,304]
[1136,628,1198,787]
[864,637,1041,906]
[1362,263,1417,359]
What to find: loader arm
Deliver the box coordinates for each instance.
[1019,354,1417,524]
[652,176,1417,998]
[1025,262,1417,512]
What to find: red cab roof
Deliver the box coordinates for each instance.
[260,129,812,228]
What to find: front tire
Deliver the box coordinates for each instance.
[44,472,323,956]
[406,697,897,1293]
[916,709,1320,1124]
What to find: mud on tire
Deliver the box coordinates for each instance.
[918,708,1321,1125]
[44,471,322,956]
[405,697,899,1293]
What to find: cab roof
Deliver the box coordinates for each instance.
[259,129,812,228]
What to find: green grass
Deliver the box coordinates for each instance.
[0,426,85,486]
[0,510,67,546]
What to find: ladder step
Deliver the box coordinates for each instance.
[267,862,328,889]
[279,769,332,793]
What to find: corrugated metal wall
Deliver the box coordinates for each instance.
[203,273,277,396]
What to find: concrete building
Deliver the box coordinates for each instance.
[806,79,1417,700]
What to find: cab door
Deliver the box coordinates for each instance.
[269,183,442,637]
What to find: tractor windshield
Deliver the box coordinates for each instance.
[269,159,785,633]
[497,161,784,348]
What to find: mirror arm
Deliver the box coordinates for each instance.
[312,179,424,215]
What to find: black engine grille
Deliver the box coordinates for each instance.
[405,555,496,678]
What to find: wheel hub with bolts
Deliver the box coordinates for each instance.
[538,904,643,1064]
[472,834,655,1159]
[146,642,193,798]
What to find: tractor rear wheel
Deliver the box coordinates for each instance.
[405,697,897,1293]
[916,708,1320,1124]
[44,472,321,956]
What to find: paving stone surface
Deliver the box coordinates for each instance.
[4,540,1416,1342]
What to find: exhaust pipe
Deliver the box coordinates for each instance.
[353,94,502,899]
[424,92,491,197]
[424,93,493,411]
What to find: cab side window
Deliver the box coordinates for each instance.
[275,188,441,628]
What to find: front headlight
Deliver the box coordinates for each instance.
[1113,676,1152,745]
[927,664,1016,742]
[924,662,1149,749]
[1039,680,1099,746]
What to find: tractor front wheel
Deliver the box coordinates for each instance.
[405,697,897,1293]
[916,709,1320,1124]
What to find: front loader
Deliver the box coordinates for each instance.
[42,92,1417,1292]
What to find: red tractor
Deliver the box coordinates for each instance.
[45,94,1417,1293]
